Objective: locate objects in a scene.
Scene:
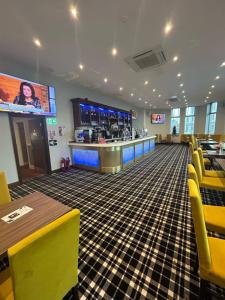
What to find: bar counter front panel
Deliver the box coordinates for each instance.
[69,136,156,174]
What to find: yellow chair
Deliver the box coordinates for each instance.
[197,148,225,178]
[192,151,225,192]
[188,164,225,234]
[188,179,225,297]
[189,143,210,166]
[0,209,80,300]
[0,171,11,206]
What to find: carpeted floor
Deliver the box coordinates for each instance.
[7,144,225,299]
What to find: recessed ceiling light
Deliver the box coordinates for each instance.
[71,7,78,19]
[145,101,148,104]
[209,91,212,94]
[149,104,152,107]
[215,76,220,80]
[204,100,207,103]
[211,85,215,89]
[182,90,185,93]
[173,56,178,62]
[177,73,182,77]
[158,94,161,97]
[206,96,209,99]
[138,97,142,101]
[119,86,123,91]
[220,61,225,67]
[79,64,84,70]
[131,93,134,97]
[183,95,186,98]
[144,80,149,85]
[180,83,184,87]
[104,78,108,83]
[164,22,173,35]
[153,89,156,92]
[33,38,41,47]
[111,48,118,56]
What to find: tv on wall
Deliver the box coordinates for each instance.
[0,73,56,116]
[151,113,165,124]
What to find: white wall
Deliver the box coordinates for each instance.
[0,57,144,183]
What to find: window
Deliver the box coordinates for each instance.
[205,102,217,134]
[184,106,195,134]
[170,108,180,134]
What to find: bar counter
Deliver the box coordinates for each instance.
[69,136,156,174]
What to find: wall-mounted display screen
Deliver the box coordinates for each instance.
[151,113,165,124]
[0,73,56,116]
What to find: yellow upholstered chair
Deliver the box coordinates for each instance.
[188,179,225,297]
[0,209,80,300]
[192,151,225,192]
[189,143,210,166]
[188,164,225,234]
[0,171,11,206]
[197,148,225,178]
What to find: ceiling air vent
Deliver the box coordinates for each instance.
[125,46,167,72]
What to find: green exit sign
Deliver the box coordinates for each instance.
[47,118,57,125]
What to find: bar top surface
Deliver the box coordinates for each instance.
[68,136,156,148]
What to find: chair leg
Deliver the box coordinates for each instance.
[71,285,79,300]
[200,279,208,299]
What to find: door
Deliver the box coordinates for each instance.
[17,122,29,166]
[28,119,47,172]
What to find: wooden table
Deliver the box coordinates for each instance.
[216,159,225,171]
[0,192,71,256]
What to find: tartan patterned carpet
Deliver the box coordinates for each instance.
[5,144,225,299]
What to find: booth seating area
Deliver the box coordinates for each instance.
[155,134,225,144]
[187,136,225,298]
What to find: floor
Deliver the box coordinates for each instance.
[8,144,225,299]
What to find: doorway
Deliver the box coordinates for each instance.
[10,114,51,183]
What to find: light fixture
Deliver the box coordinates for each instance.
[119,86,123,91]
[204,99,207,103]
[183,95,186,98]
[104,78,108,83]
[144,80,149,85]
[138,97,142,101]
[220,61,225,67]
[209,91,212,94]
[158,94,161,98]
[179,83,184,87]
[206,96,209,99]
[71,6,78,19]
[33,38,41,47]
[215,76,220,80]
[164,22,173,35]
[79,64,84,70]
[173,56,178,62]
[131,93,134,97]
[211,85,215,89]
[182,90,185,93]
[149,104,152,107]
[145,101,148,104]
[153,89,156,92]
[111,48,118,56]
[177,73,182,77]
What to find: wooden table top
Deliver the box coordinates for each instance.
[0,192,71,256]
[216,159,225,171]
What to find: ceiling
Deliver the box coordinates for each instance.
[1,0,225,109]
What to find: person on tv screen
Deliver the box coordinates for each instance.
[13,82,42,109]
[156,114,161,122]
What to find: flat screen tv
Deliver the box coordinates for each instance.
[0,73,56,116]
[151,113,165,124]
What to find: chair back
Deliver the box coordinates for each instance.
[191,135,197,150]
[197,148,206,175]
[188,164,200,192]
[8,209,80,300]
[0,171,11,206]
[188,179,212,272]
[193,151,203,183]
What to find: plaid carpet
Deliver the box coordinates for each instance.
[4,144,225,299]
